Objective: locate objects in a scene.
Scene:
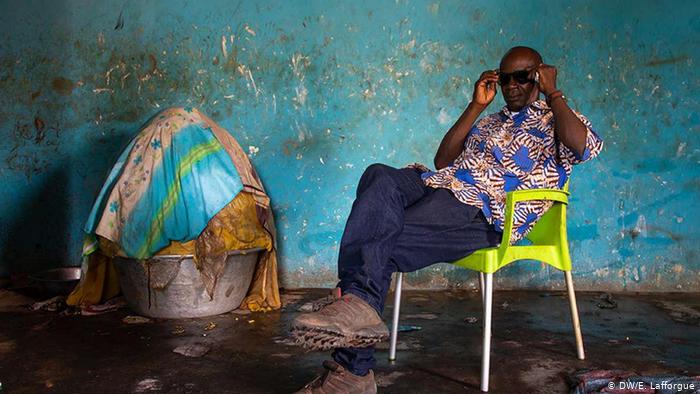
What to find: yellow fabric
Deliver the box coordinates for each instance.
[157,239,196,255]
[67,192,274,310]
[66,252,120,306]
[194,192,273,298]
[241,250,280,311]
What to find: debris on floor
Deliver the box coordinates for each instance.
[464,316,479,324]
[171,326,185,335]
[595,293,618,309]
[122,315,152,324]
[173,343,210,358]
[203,321,217,331]
[398,325,422,332]
[80,297,127,316]
[134,378,163,392]
[30,296,66,312]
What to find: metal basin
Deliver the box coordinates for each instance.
[30,267,82,296]
[114,249,260,319]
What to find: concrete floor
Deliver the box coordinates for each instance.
[0,288,699,393]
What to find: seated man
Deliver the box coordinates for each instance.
[292,46,603,393]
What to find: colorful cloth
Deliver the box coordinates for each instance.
[85,107,243,259]
[421,100,603,243]
[77,107,281,311]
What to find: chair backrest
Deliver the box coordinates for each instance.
[524,180,569,246]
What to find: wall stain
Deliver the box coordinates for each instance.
[645,55,689,67]
[51,77,75,96]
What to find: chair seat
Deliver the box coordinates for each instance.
[452,245,572,273]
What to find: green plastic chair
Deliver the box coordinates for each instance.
[388,183,585,392]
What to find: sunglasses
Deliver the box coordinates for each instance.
[497,69,537,86]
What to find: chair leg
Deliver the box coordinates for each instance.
[564,270,585,360]
[479,272,485,308]
[389,272,403,361]
[481,272,493,392]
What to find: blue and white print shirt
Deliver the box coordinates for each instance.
[421,99,603,244]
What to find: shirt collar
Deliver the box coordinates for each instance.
[500,99,549,120]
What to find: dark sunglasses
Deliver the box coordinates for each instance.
[497,69,537,86]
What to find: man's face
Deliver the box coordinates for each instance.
[499,54,539,111]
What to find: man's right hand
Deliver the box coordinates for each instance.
[473,70,499,108]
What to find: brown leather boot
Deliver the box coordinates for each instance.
[291,293,389,350]
[294,360,377,394]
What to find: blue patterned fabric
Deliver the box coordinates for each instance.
[422,100,603,243]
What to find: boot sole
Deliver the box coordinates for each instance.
[290,326,389,351]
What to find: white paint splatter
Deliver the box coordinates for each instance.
[237,64,260,96]
[290,52,310,79]
[221,35,228,59]
[248,146,260,156]
[294,85,308,107]
[632,215,647,238]
[650,85,660,96]
[676,142,687,157]
[436,108,451,125]
[244,24,256,36]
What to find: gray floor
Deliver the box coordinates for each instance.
[1,288,699,393]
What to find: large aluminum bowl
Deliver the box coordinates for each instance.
[29,267,82,296]
[114,249,261,319]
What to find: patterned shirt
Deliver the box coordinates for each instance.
[421,99,603,244]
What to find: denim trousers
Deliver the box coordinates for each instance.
[331,164,502,376]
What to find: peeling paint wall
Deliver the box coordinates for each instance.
[1,0,699,291]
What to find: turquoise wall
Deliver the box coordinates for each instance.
[1,0,698,291]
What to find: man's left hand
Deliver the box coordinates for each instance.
[536,64,558,96]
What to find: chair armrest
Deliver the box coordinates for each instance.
[499,188,570,247]
[510,188,569,205]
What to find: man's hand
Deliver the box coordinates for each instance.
[435,70,496,169]
[473,70,499,107]
[536,64,558,96]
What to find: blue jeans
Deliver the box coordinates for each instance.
[332,164,501,376]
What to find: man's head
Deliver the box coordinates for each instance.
[498,46,542,111]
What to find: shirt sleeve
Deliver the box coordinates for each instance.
[557,111,604,165]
